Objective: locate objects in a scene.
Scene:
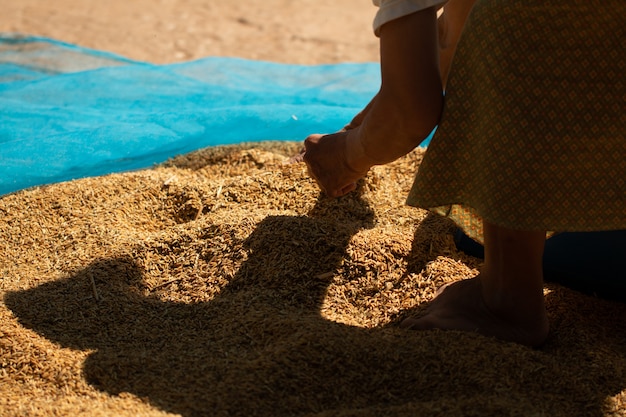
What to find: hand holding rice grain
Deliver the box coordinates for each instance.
[302,130,371,198]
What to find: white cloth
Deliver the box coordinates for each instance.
[372,0,448,36]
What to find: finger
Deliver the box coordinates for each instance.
[304,133,324,149]
[304,163,330,195]
[400,315,437,330]
[286,150,305,164]
[327,182,356,198]
[339,182,357,196]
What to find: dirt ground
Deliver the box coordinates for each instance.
[0,0,379,65]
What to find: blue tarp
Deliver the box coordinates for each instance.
[0,34,435,196]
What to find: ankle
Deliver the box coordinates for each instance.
[477,275,549,346]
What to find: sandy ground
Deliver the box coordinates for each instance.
[0,0,379,65]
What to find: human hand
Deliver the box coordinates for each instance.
[301,130,372,198]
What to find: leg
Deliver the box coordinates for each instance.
[455,228,626,302]
[402,220,549,347]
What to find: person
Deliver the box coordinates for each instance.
[300,0,626,347]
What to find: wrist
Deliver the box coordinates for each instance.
[354,88,441,165]
[356,113,426,166]
[345,128,378,174]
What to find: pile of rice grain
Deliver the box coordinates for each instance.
[1,141,626,417]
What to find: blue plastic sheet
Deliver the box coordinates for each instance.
[1,34,387,195]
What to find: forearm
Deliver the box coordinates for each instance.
[348,7,443,169]
[343,93,379,131]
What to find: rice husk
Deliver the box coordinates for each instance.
[2,141,626,417]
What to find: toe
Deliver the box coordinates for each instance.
[400,315,437,330]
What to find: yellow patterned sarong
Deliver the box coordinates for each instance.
[406,0,626,243]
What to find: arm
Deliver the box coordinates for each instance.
[342,0,475,130]
[438,0,477,87]
[355,6,443,164]
[303,7,443,197]
[341,92,379,131]
[340,0,476,130]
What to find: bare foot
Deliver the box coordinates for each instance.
[401,277,549,347]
